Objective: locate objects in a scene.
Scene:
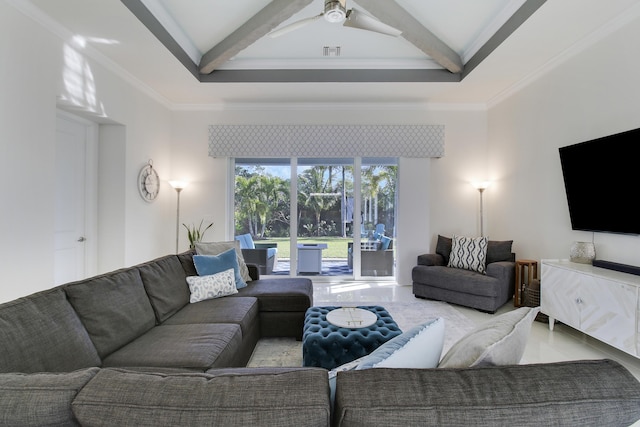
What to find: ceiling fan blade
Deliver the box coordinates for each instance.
[269,13,323,38]
[343,8,402,37]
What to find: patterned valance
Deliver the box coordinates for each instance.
[208,124,445,158]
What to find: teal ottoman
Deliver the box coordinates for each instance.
[302,306,402,369]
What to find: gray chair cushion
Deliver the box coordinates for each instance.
[102,323,242,370]
[0,367,99,427]
[412,265,500,297]
[435,235,453,264]
[436,235,513,265]
[486,239,514,263]
[137,254,190,323]
[334,360,640,427]
[0,288,101,373]
[65,268,156,359]
[72,368,331,427]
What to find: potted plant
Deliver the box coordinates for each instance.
[183,220,213,249]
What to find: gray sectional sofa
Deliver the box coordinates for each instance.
[1,251,640,426]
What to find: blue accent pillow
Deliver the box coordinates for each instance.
[193,249,247,289]
[380,235,392,251]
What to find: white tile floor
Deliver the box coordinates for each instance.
[313,280,640,380]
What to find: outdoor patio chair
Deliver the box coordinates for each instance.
[235,233,277,275]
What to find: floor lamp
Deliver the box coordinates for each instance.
[169,181,188,253]
[472,181,490,237]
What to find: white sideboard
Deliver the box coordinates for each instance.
[541,259,640,358]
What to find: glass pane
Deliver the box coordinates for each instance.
[360,160,397,277]
[234,161,291,275]
[297,159,354,276]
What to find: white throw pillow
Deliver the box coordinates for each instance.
[186,268,238,303]
[438,307,540,368]
[447,235,489,274]
[355,318,445,369]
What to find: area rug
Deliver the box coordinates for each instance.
[247,300,475,367]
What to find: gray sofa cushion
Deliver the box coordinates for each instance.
[72,368,331,427]
[334,360,640,427]
[235,278,313,312]
[102,323,243,370]
[412,265,500,297]
[162,296,259,336]
[0,288,101,373]
[0,367,99,427]
[65,268,156,359]
[137,254,190,323]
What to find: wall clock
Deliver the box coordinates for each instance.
[138,160,160,202]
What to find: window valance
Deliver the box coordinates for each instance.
[208,124,445,158]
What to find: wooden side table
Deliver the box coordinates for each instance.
[515,259,538,307]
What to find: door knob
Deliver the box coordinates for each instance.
[77,237,86,242]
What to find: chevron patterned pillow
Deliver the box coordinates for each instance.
[447,235,488,274]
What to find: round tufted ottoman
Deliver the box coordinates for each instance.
[302,306,402,369]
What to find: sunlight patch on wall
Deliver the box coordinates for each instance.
[57,36,114,118]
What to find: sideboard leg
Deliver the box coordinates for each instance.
[548,316,555,331]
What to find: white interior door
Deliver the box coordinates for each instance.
[54,115,88,285]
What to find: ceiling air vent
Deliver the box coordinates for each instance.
[323,46,341,57]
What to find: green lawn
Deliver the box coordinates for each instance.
[260,237,351,259]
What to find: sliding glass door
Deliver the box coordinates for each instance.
[234,158,397,279]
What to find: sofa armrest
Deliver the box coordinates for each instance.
[417,253,445,266]
[334,361,640,427]
[485,261,515,280]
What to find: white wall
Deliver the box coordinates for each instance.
[488,13,640,265]
[0,2,174,302]
[170,106,489,285]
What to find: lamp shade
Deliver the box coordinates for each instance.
[169,180,188,190]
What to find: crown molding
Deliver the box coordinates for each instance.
[171,101,487,112]
[487,1,640,108]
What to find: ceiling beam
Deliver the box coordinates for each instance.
[353,0,463,74]
[199,0,314,75]
[199,69,461,83]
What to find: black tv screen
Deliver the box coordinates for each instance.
[559,127,640,235]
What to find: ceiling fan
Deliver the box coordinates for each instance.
[269,0,402,38]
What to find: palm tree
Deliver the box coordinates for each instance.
[298,166,338,236]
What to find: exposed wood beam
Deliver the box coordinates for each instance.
[199,0,314,75]
[463,0,547,78]
[199,69,460,83]
[353,0,463,74]
[121,0,200,79]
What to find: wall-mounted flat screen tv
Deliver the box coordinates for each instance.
[559,127,640,235]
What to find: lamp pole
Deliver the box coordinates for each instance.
[478,187,485,237]
[169,181,188,253]
[472,181,490,237]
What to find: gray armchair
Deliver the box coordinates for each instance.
[348,237,394,276]
[412,235,515,313]
[235,233,277,275]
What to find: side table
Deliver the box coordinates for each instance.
[515,259,538,307]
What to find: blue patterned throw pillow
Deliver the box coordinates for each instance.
[447,235,489,274]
